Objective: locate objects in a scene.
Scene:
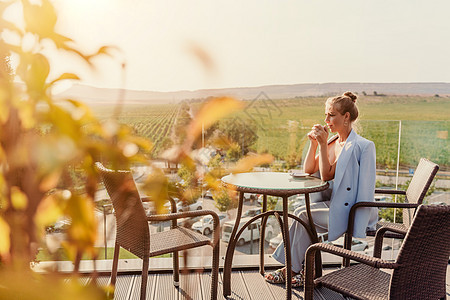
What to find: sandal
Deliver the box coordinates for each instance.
[291,270,305,288]
[264,268,286,284]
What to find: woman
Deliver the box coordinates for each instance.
[265,91,377,287]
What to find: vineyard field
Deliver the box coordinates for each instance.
[90,95,449,170]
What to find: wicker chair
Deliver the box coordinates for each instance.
[305,204,450,300]
[343,158,439,266]
[95,162,220,300]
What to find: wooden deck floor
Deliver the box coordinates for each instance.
[87,264,450,299]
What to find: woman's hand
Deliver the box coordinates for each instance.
[312,124,329,146]
[307,130,318,147]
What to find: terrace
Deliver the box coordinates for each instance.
[1,1,450,299]
[26,112,450,300]
[32,148,449,299]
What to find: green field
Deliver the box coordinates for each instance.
[90,95,450,170]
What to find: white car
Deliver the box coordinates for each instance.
[177,199,203,212]
[192,213,229,235]
[257,195,305,212]
[163,198,203,212]
[222,217,274,246]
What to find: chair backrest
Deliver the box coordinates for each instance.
[402,158,439,227]
[95,162,150,259]
[390,204,450,299]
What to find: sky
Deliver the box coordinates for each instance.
[18,1,450,92]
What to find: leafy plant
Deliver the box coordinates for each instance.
[0,0,150,297]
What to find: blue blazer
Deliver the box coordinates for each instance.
[328,130,377,241]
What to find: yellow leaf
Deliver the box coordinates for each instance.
[230,153,274,174]
[39,168,62,191]
[142,167,169,214]
[65,194,97,250]
[26,53,50,92]
[160,145,187,163]
[49,73,80,86]
[0,216,10,255]
[11,186,27,210]
[35,192,66,229]
[23,0,57,39]
[187,97,244,143]
[209,135,235,149]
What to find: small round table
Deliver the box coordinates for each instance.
[221,172,329,299]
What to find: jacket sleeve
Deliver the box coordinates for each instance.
[353,140,377,238]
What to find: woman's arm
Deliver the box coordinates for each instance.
[315,125,336,181]
[304,131,319,174]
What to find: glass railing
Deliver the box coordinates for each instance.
[38,118,449,269]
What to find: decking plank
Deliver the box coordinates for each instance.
[153,273,179,300]
[178,272,202,300]
[114,274,135,300]
[99,264,450,299]
[240,270,279,300]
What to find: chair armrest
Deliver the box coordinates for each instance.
[352,201,419,212]
[307,243,398,270]
[345,201,418,249]
[147,210,217,222]
[349,201,419,227]
[304,243,399,300]
[373,225,408,258]
[375,189,406,195]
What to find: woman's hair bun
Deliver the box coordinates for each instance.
[343,91,357,103]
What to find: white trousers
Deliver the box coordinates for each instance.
[271,201,330,273]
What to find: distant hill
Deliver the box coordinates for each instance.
[57,82,450,104]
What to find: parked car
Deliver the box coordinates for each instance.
[257,195,305,212]
[177,216,202,229]
[192,213,229,235]
[163,198,203,212]
[242,207,262,218]
[243,193,258,201]
[222,217,274,246]
[177,199,203,212]
[203,189,213,199]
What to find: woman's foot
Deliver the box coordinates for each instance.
[264,268,286,284]
[291,269,305,288]
[264,267,298,285]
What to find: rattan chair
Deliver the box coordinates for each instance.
[95,162,220,300]
[343,158,439,266]
[305,204,450,300]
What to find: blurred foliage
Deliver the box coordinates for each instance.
[0,1,275,298]
[0,0,152,297]
[205,118,258,156]
[266,196,279,211]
